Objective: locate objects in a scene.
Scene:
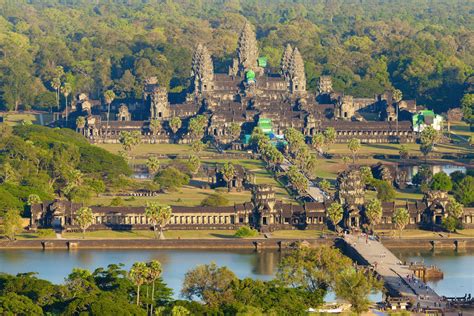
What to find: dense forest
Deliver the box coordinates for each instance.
[0,0,472,114]
[0,124,130,215]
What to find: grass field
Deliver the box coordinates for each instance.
[62,229,241,240]
[0,112,53,126]
[323,141,472,156]
[377,229,474,239]
[97,143,217,156]
[92,185,252,207]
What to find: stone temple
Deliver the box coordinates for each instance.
[70,22,419,146]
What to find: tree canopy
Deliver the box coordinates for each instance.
[0,1,471,113]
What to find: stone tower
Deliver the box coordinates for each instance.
[288,47,306,95]
[337,95,355,120]
[143,78,170,120]
[191,44,214,96]
[280,43,293,78]
[318,76,333,94]
[336,169,365,208]
[236,22,260,76]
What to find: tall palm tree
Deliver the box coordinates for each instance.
[61,83,72,127]
[51,78,61,114]
[51,66,64,114]
[221,162,235,192]
[103,90,116,139]
[149,119,161,143]
[145,202,172,239]
[129,262,148,306]
[147,260,163,315]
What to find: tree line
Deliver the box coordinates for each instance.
[0,0,472,114]
[0,245,382,315]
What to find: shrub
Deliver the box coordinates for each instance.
[234,226,259,238]
[154,167,190,191]
[200,193,230,207]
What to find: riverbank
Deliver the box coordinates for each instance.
[2,236,474,250]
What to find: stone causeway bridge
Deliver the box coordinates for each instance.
[339,234,446,311]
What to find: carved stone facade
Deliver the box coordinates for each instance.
[72,22,419,145]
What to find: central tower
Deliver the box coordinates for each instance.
[230,23,262,77]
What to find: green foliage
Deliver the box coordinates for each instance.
[430,172,453,192]
[412,165,433,186]
[333,267,383,314]
[347,138,361,163]
[110,197,125,206]
[181,262,237,307]
[1,209,23,240]
[234,226,259,238]
[277,245,351,295]
[365,199,383,228]
[154,167,190,191]
[145,202,172,239]
[200,193,230,207]
[75,207,94,238]
[0,292,44,315]
[461,93,474,122]
[326,202,343,229]
[0,1,471,112]
[442,215,460,233]
[392,208,410,238]
[286,165,309,195]
[373,179,396,202]
[453,176,474,206]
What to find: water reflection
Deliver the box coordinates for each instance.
[0,248,471,298]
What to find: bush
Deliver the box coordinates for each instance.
[200,193,230,207]
[234,226,259,238]
[154,167,190,191]
[430,172,452,191]
[110,197,124,206]
[373,180,396,202]
[37,229,55,238]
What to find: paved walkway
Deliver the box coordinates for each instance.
[343,234,445,310]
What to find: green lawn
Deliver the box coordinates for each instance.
[93,185,252,207]
[270,229,335,239]
[62,229,240,240]
[324,141,471,156]
[98,143,217,156]
[0,113,53,126]
[377,229,474,239]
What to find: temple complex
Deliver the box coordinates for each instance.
[70,22,421,146]
[30,183,473,233]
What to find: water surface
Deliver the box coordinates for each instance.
[0,248,471,298]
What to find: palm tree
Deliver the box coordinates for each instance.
[61,83,72,127]
[129,262,148,306]
[51,66,64,113]
[169,117,182,134]
[347,138,361,163]
[221,162,235,192]
[76,116,86,133]
[51,78,61,114]
[103,90,116,139]
[146,156,160,176]
[149,119,161,143]
[147,260,163,314]
[326,202,343,231]
[145,202,172,239]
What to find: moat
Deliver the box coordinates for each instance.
[0,248,472,299]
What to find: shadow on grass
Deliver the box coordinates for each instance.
[210,233,237,239]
